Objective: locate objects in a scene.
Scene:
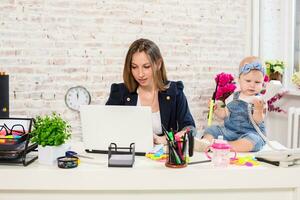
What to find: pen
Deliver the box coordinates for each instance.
[188,160,211,165]
[255,157,279,166]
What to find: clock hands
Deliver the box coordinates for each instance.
[65,86,91,111]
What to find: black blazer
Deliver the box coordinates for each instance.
[105,81,196,135]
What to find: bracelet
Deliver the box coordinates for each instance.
[57,156,79,169]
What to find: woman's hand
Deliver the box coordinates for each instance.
[153,134,167,145]
[174,130,186,138]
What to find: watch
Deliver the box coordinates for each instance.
[65,86,91,111]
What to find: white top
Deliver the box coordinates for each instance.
[137,96,162,135]
[151,111,162,135]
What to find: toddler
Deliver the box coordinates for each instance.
[195,56,266,152]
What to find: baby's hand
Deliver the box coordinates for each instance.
[207,99,224,111]
[252,97,264,111]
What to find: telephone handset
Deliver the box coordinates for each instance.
[243,80,283,104]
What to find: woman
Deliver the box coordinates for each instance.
[106,38,196,145]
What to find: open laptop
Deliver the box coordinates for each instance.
[80,105,154,155]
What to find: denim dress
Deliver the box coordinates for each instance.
[205,92,266,152]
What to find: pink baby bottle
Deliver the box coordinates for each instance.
[205,136,236,167]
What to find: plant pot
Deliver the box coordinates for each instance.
[269,72,283,82]
[38,143,70,165]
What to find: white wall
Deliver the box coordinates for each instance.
[0,0,252,140]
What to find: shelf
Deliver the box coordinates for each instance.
[286,88,300,96]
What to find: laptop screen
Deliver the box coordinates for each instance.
[80,105,154,155]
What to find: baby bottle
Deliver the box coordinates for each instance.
[205,136,236,168]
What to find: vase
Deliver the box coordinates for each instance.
[38,143,70,165]
[269,72,283,82]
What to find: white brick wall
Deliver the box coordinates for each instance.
[0,0,251,140]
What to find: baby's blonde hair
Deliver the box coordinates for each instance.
[239,56,261,68]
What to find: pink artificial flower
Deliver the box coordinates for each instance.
[216,73,234,87]
[264,75,269,82]
[214,72,236,103]
[267,91,287,113]
[260,75,270,95]
[215,87,224,100]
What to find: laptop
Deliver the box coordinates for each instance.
[80,105,154,155]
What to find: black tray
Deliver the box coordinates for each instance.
[0,117,38,166]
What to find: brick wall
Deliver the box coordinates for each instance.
[0,0,251,140]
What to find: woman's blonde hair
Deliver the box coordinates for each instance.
[123,38,168,92]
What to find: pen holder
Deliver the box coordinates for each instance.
[165,139,188,168]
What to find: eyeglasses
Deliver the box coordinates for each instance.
[0,123,25,138]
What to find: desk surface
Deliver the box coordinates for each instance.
[1,141,300,200]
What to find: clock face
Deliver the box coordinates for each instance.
[65,86,91,111]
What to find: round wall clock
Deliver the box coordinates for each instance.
[65,86,91,111]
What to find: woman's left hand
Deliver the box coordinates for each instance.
[175,130,186,138]
[153,134,167,145]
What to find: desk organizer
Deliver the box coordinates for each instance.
[0,74,9,118]
[0,118,38,166]
[108,143,135,167]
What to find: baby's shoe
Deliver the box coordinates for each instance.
[194,138,211,152]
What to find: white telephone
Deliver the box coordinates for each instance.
[261,80,283,102]
[255,148,300,167]
[248,81,300,167]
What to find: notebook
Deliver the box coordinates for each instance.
[80,105,153,155]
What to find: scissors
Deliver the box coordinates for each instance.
[65,151,94,159]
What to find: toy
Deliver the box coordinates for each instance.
[146,145,168,162]
[230,156,260,167]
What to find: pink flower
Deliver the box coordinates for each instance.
[214,72,236,103]
[267,91,287,113]
[260,75,270,95]
[216,73,234,87]
[264,75,269,82]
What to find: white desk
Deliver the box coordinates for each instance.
[1,142,300,200]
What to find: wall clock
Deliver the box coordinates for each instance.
[65,86,91,111]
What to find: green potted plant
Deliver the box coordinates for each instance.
[292,71,300,89]
[31,112,71,165]
[265,60,285,82]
